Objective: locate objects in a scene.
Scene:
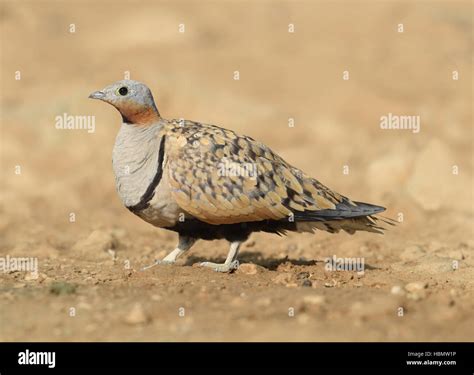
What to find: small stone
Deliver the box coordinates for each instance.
[107,249,117,260]
[124,303,150,325]
[405,281,428,300]
[405,281,428,292]
[301,279,312,287]
[296,272,310,280]
[391,285,404,295]
[237,263,260,275]
[324,279,337,288]
[24,272,39,281]
[39,275,53,285]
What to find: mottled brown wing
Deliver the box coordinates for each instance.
[164,120,345,225]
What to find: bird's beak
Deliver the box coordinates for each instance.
[88,91,105,100]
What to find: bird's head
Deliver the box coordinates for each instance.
[89,80,160,126]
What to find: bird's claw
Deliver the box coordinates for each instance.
[141,259,175,271]
[199,260,239,273]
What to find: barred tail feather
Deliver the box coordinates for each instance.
[296,214,393,235]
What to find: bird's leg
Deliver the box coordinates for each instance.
[141,235,197,271]
[199,241,241,273]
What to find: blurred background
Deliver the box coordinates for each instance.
[0,0,472,341]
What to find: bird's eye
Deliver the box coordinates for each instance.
[118,87,128,96]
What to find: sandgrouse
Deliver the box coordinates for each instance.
[89,80,390,272]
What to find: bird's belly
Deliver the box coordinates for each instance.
[133,175,183,228]
[135,201,181,227]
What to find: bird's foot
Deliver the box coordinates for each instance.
[199,260,239,273]
[141,259,175,271]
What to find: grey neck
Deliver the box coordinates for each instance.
[112,123,163,207]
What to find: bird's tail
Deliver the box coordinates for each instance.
[293,201,396,235]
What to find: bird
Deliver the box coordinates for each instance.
[89,80,392,272]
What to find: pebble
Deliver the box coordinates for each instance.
[324,279,337,288]
[237,263,260,275]
[405,281,428,301]
[391,285,404,295]
[107,249,117,261]
[24,273,39,281]
[296,272,310,280]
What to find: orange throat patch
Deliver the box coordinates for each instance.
[120,103,160,126]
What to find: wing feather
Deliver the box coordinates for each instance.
[163,120,379,225]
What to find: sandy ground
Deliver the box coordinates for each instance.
[0,1,473,341]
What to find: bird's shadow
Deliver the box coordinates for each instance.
[184,251,318,271]
[185,251,381,271]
